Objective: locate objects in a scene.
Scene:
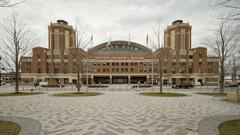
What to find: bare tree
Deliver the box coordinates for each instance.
[150,23,165,93]
[203,17,240,93]
[0,0,25,7]
[231,55,239,82]
[0,13,36,93]
[75,25,90,93]
[216,0,240,20]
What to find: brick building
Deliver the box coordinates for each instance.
[21,20,219,85]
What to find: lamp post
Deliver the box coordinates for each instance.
[0,56,2,86]
[151,52,154,92]
[86,48,90,92]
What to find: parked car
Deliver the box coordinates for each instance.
[229,83,239,87]
[39,81,48,86]
[225,82,239,87]
[0,82,5,85]
[172,83,194,89]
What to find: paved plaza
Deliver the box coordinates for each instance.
[0,86,240,135]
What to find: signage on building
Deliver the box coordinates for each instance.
[96,57,144,60]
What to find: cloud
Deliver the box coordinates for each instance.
[0,0,229,50]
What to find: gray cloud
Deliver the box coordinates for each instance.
[0,0,227,50]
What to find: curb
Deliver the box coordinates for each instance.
[198,115,240,135]
[0,116,41,135]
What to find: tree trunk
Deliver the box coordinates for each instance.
[15,54,19,93]
[76,51,81,93]
[159,69,163,93]
[159,57,163,93]
[77,71,80,93]
[220,61,224,93]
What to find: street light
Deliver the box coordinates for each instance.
[86,48,90,92]
[151,51,154,92]
[0,57,5,86]
[0,56,1,86]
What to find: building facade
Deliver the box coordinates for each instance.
[21,20,219,85]
[162,20,219,85]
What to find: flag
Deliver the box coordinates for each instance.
[128,33,131,45]
[90,34,93,48]
[106,33,111,48]
[146,34,149,45]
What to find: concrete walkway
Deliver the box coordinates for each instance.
[0,90,239,135]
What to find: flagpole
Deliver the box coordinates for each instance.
[147,34,154,92]
[152,50,154,92]
[128,33,130,85]
[87,35,93,92]
[86,48,89,92]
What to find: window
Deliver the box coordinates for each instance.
[54,68,60,73]
[180,29,185,49]
[180,55,186,59]
[64,65,68,74]
[54,55,61,59]
[54,29,60,50]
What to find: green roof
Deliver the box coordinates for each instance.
[88,40,152,55]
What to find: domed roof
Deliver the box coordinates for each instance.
[88,40,152,55]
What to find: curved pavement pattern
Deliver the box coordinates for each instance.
[198,115,240,135]
[0,116,41,135]
[0,91,239,135]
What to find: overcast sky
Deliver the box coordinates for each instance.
[0,0,226,50]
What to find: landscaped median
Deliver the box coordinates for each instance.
[219,119,240,135]
[0,120,20,135]
[53,92,102,97]
[139,92,187,97]
[196,92,226,96]
[0,92,43,96]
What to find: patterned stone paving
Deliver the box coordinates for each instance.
[0,89,240,135]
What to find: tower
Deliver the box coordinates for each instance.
[164,20,192,51]
[48,20,75,51]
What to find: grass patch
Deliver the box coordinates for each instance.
[219,119,240,135]
[196,92,226,96]
[139,92,187,97]
[0,92,43,96]
[0,120,21,135]
[53,92,101,97]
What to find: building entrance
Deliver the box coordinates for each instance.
[112,76,128,84]
[130,76,147,84]
[93,76,110,84]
